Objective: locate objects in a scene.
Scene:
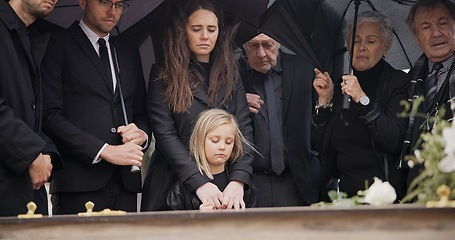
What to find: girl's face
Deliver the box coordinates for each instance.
[186,9,219,62]
[204,122,236,174]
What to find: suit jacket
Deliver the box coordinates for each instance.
[141,64,254,211]
[241,52,320,205]
[0,1,61,216]
[404,53,455,187]
[42,22,149,194]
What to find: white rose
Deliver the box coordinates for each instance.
[438,154,455,173]
[364,177,397,206]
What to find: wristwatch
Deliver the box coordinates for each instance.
[359,95,370,106]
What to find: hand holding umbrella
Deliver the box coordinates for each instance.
[112,44,143,173]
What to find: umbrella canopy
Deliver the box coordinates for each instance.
[43,0,163,34]
[259,0,421,77]
[317,0,420,71]
[41,0,270,79]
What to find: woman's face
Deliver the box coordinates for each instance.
[350,22,389,71]
[186,9,219,62]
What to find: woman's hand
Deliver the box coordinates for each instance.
[341,75,366,103]
[195,182,224,209]
[313,68,334,104]
[222,181,246,210]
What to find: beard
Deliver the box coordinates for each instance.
[22,0,55,18]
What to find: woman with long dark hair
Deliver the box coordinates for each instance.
[141,0,253,211]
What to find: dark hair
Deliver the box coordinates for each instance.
[406,0,455,33]
[159,0,239,113]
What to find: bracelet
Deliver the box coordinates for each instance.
[315,100,333,115]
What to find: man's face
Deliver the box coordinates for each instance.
[22,0,58,18]
[414,4,455,62]
[244,34,279,74]
[78,0,123,37]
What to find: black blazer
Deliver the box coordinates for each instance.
[0,1,61,215]
[42,22,149,194]
[242,52,320,205]
[141,64,254,211]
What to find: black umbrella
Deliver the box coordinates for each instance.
[259,0,346,80]
[315,0,420,71]
[41,0,271,80]
[258,0,421,81]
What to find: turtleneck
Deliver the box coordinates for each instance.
[352,58,384,101]
[199,61,212,88]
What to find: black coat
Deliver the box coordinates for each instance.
[242,52,320,205]
[42,22,149,194]
[141,64,254,211]
[0,1,61,216]
[312,60,410,199]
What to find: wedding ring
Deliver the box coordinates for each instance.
[129,134,133,140]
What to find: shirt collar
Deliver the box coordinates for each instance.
[79,19,110,45]
[428,53,455,74]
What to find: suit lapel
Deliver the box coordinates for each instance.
[110,37,121,103]
[70,23,114,93]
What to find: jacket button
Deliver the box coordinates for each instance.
[31,103,36,110]
[110,128,117,133]
[223,103,228,109]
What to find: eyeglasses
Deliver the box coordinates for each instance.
[97,0,130,14]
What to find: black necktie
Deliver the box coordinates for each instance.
[97,38,114,89]
[424,62,443,108]
[264,70,285,175]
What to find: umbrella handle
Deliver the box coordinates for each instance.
[343,0,361,110]
[111,43,141,174]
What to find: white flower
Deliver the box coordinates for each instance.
[443,124,455,155]
[363,177,397,206]
[438,154,455,173]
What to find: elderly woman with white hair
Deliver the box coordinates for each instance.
[312,11,410,200]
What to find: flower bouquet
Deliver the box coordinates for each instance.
[402,98,455,204]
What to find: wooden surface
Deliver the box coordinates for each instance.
[1,204,454,239]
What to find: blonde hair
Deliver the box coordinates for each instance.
[189,109,254,179]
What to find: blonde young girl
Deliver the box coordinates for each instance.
[167,109,256,210]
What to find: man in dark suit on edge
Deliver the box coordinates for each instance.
[0,0,62,217]
[241,33,320,207]
[42,0,149,214]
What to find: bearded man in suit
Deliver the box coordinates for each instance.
[42,0,149,214]
[0,0,62,217]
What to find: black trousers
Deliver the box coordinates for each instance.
[252,169,307,207]
[0,176,48,217]
[52,170,137,215]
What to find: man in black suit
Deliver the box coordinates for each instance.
[42,0,149,214]
[0,0,61,217]
[241,34,320,207]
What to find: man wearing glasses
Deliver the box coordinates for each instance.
[41,0,150,214]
